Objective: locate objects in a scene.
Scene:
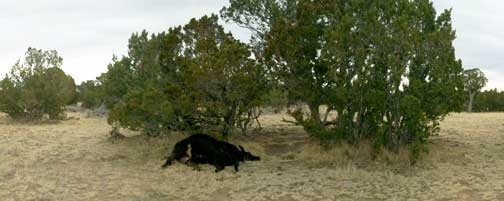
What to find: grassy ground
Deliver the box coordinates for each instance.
[1,112,504,200]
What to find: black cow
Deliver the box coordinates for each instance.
[161,134,260,172]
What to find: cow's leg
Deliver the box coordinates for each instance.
[161,152,187,168]
[162,142,189,169]
[233,162,239,172]
[185,160,201,171]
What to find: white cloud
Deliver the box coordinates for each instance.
[482,68,504,90]
[433,0,504,90]
[0,0,502,91]
[0,0,236,83]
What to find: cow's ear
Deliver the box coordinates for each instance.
[239,145,245,152]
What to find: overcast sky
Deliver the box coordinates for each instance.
[0,0,502,90]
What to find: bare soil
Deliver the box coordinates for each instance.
[1,112,504,200]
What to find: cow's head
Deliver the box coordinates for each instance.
[239,145,260,161]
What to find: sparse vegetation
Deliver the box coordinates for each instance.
[2,111,504,200]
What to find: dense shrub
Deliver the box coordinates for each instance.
[222,0,464,162]
[101,15,267,137]
[101,30,196,135]
[0,48,76,120]
[98,56,135,109]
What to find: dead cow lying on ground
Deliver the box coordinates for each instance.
[161,134,260,172]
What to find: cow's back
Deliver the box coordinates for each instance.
[185,134,221,163]
[187,134,239,166]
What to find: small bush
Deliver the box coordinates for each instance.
[0,48,76,120]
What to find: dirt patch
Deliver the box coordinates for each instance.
[265,142,304,155]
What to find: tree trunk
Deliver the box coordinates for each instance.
[222,103,238,139]
[308,103,321,127]
[467,92,475,113]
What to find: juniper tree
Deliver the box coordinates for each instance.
[223,0,464,162]
[103,15,267,137]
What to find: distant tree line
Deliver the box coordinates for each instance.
[77,80,104,109]
[472,89,504,112]
[461,68,504,113]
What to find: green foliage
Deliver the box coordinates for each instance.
[103,28,195,136]
[78,80,104,108]
[182,16,268,137]
[473,89,504,112]
[0,48,76,120]
[264,87,288,113]
[98,56,134,109]
[462,68,487,112]
[102,15,267,137]
[223,0,464,162]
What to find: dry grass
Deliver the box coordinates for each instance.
[1,111,504,200]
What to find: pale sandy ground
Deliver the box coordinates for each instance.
[1,112,504,201]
